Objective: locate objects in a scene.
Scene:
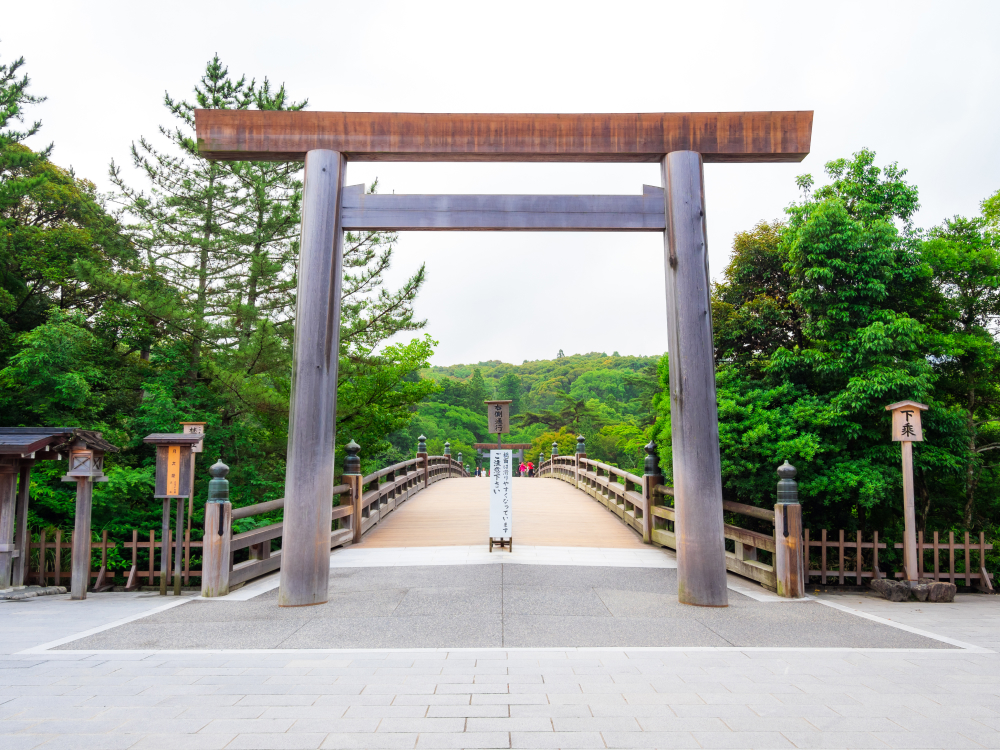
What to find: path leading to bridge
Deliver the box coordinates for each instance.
[3,475,999,748]
[356,476,648,549]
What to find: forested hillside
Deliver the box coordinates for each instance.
[381,352,661,474]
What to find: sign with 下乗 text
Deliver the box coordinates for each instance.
[887,400,927,442]
[489,450,512,540]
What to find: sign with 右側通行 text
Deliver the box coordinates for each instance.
[485,400,511,434]
[489,449,512,540]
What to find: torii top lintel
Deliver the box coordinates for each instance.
[194,110,812,163]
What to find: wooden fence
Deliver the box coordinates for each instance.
[539,452,995,594]
[804,528,993,588]
[27,527,204,591]
[25,453,468,595]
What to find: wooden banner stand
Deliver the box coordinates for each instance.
[144,433,202,595]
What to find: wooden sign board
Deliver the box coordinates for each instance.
[180,422,206,453]
[886,400,927,442]
[489,449,512,541]
[154,444,193,498]
[485,400,512,434]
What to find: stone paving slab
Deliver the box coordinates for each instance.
[51,565,951,651]
[1,648,1000,749]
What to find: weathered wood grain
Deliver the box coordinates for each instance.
[278,150,346,608]
[195,110,813,163]
[340,183,667,231]
[662,151,728,608]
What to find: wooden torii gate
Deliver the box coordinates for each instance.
[196,110,813,608]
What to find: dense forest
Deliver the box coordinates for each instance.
[382,352,660,474]
[2,45,999,570]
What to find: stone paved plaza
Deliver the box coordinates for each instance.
[2,546,1000,749]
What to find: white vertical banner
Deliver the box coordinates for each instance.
[489,450,512,540]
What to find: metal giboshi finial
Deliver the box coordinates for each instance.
[344,439,361,475]
[643,440,659,476]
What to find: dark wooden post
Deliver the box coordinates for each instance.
[574,435,586,488]
[344,440,363,544]
[278,149,347,608]
[641,441,663,545]
[417,435,429,487]
[201,460,231,598]
[12,461,33,587]
[0,457,19,588]
[662,150,728,607]
[774,461,805,598]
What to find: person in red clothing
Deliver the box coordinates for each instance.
[527,461,534,477]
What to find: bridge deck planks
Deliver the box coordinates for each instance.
[356,477,647,549]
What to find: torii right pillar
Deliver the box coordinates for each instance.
[662,151,728,607]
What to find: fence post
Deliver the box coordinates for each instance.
[642,441,662,545]
[444,442,452,478]
[774,461,805,599]
[551,442,558,477]
[417,435,429,487]
[575,435,586,488]
[457,452,462,477]
[343,440,363,544]
[201,460,232,598]
[538,453,544,478]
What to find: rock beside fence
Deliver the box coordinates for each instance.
[870,578,911,601]
[870,578,957,603]
[0,585,67,601]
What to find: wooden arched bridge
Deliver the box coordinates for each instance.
[200,438,798,598]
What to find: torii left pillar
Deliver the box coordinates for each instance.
[278,150,347,607]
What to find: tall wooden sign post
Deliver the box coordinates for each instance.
[886,401,928,583]
[196,109,812,607]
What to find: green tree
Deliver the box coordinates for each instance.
[497,372,522,414]
[920,214,1000,526]
[701,149,941,532]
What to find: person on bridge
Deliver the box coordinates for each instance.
[527,461,534,477]
[518,461,526,476]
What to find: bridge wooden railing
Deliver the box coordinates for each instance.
[538,447,788,593]
[202,448,468,596]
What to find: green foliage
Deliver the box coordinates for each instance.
[0,49,437,545]
[669,147,1000,540]
[413,352,661,473]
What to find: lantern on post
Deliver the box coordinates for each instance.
[144,433,203,596]
[885,400,928,583]
[61,434,117,600]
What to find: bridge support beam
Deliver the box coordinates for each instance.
[278,149,347,608]
[661,151,728,608]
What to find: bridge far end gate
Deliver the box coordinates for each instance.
[195,110,814,608]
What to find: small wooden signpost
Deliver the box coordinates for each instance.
[886,400,928,582]
[179,422,206,544]
[485,400,511,435]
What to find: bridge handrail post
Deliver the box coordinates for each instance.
[344,440,363,544]
[641,441,662,545]
[774,461,805,598]
[417,435,429,488]
[575,435,586,489]
[202,460,232,597]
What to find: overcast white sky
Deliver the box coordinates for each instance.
[6,1,999,365]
